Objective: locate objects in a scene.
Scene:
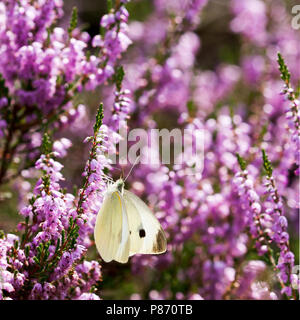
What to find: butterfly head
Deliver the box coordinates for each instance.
[115,178,125,194]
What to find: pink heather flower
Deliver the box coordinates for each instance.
[0,97,8,108]
[53,138,72,158]
[230,0,267,46]
[77,293,101,300]
[242,55,265,84]
[188,293,204,300]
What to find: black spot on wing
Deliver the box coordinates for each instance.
[152,228,167,253]
[139,229,146,238]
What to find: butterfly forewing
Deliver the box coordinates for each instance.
[94,191,130,263]
[121,194,143,255]
[123,190,167,255]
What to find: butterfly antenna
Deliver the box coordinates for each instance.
[121,166,124,179]
[124,156,140,182]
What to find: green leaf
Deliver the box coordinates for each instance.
[55,238,61,253]
[277,52,290,84]
[236,153,247,171]
[25,245,30,257]
[45,241,51,250]
[187,100,196,117]
[37,245,42,258]
[44,250,50,260]
[262,149,273,177]
[68,7,78,36]
[113,66,125,91]
[107,0,113,12]
[46,24,55,47]
[93,103,104,133]
[33,256,40,265]
[70,225,79,237]
[100,25,105,38]
[61,229,65,245]
[69,217,74,230]
[14,240,19,250]
[41,132,52,155]
[29,196,36,205]
[70,237,76,249]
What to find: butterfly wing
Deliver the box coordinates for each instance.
[123,190,167,255]
[94,190,130,263]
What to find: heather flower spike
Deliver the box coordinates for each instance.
[93,103,104,133]
[277,53,290,84]
[41,133,52,155]
[68,7,78,36]
[262,149,273,177]
[113,66,125,91]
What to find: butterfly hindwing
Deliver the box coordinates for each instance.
[123,190,167,255]
[94,191,130,263]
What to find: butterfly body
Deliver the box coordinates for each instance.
[94,179,167,263]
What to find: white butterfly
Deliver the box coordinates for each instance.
[94,178,167,263]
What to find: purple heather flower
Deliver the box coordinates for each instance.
[53,138,72,158]
[0,0,299,302]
